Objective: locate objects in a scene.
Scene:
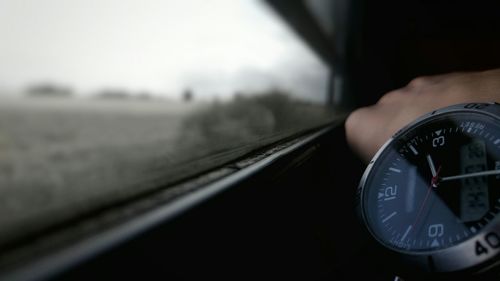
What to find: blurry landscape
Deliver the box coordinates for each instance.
[0,0,336,259]
[179,90,333,159]
[0,89,335,246]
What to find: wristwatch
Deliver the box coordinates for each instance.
[357,102,500,280]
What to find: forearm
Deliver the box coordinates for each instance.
[345,68,500,163]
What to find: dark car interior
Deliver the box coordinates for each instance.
[1,0,500,280]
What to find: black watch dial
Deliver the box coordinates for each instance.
[362,111,500,253]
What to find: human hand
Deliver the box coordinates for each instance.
[345,68,500,163]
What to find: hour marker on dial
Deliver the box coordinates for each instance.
[383,212,397,223]
[389,167,401,173]
[409,144,418,155]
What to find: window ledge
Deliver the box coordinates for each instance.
[0,120,343,281]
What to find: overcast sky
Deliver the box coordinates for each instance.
[0,0,329,101]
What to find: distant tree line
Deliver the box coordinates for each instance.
[26,83,73,98]
[24,83,165,100]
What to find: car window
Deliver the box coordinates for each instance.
[0,0,337,246]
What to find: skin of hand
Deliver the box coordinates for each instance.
[345,68,500,163]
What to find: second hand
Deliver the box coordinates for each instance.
[403,165,442,242]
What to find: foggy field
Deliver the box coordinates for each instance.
[0,97,200,244]
[0,93,334,246]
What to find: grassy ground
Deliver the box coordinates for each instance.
[0,92,335,246]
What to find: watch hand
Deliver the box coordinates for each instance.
[440,169,500,182]
[407,165,441,241]
[426,154,437,178]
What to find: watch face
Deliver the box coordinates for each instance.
[361,110,500,253]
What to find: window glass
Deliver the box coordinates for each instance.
[0,0,335,245]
